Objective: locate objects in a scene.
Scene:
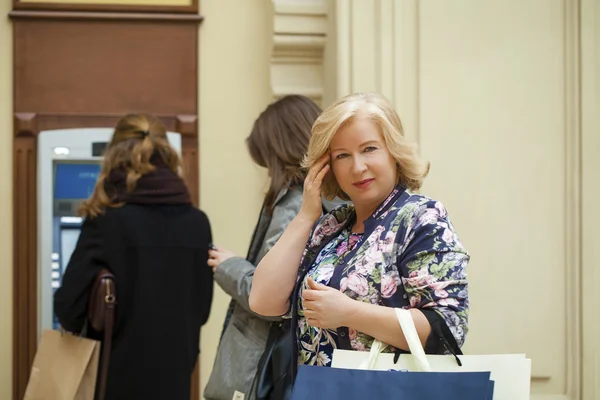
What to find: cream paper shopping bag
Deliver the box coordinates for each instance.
[332,309,531,400]
[23,329,101,400]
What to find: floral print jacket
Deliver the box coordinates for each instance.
[290,187,470,368]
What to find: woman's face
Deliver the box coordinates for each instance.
[329,116,397,211]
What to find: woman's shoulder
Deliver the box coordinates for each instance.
[272,186,303,214]
[188,206,211,225]
[279,185,304,202]
[103,203,211,228]
[305,203,353,248]
[326,202,354,221]
[390,192,452,223]
[314,202,354,232]
[403,192,446,208]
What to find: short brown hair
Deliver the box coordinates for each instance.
[302,92,430,201]
[247,95,321,213]
[80,113,184,218]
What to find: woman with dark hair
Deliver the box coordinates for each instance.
[54,113,214,400]
[204,95,326,400]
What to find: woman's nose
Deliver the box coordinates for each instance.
[351,155,367,174]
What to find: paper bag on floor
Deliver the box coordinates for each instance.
[23,329,101,400]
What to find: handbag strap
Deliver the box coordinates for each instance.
[97,278,116,400]
[360,308,432,372]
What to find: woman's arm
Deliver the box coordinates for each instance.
[303,278,431,350]
[213,190,303,321]
[347,303,431,349]
[249,155,330,316]
[249,215,315,316]
[54,216,107,333]
[360,200,469,351]
[397,200,470,350]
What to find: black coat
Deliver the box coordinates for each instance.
[54,203,213,400]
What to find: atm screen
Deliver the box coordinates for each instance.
[50,161,100,317]
[60,227,80,273]
[54,162,101,200]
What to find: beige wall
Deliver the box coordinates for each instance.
[329,0,597,398]
[0,0,13,397]
[581,0,599,398]
[198,0,273,395]
[418,1,567,395]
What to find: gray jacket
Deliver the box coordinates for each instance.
[204,187,303,400]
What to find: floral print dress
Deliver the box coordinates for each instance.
[297,229,363,366]
[293,187,470,367]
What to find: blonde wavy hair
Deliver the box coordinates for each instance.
[302,92,430,201]
[79,113,183,218]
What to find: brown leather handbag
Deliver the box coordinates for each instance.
[87,268,117,400]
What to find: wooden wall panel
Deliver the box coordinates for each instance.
[14,19,197,115]
[13,132,37,400]
[181,131,199,206]
[12,12,201,400]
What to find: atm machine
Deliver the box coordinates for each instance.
[37,128,182,337]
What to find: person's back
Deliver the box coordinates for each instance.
[99,204,211,399]
[54,113,213,400]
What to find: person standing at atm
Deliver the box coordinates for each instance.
[54,113,214,400]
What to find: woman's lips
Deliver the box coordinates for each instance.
[353,178,375,189]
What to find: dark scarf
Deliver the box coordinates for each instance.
[104,156,191,205]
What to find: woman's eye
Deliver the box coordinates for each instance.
[335,153,349,160]
[364,146,377,153]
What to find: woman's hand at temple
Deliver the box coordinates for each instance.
[298,153,330,224]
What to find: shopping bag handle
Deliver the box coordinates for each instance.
[359,308,432,372]
[394,308,432,371]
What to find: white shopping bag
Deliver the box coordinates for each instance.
[332,309,531,400]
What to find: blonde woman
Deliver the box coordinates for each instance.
[54,113,213,400]
[249,92,469,379]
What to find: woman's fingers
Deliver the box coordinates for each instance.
[313,163,330,187]
[312,154,330,178]
[316,152,330,167]
[300,153,331,223]
[306,154,330,185]
[207,258,218,267]
[302,288,322,301]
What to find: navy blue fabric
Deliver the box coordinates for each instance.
[291,365,494,400]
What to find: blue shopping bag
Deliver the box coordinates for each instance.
[290,365,494,400]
